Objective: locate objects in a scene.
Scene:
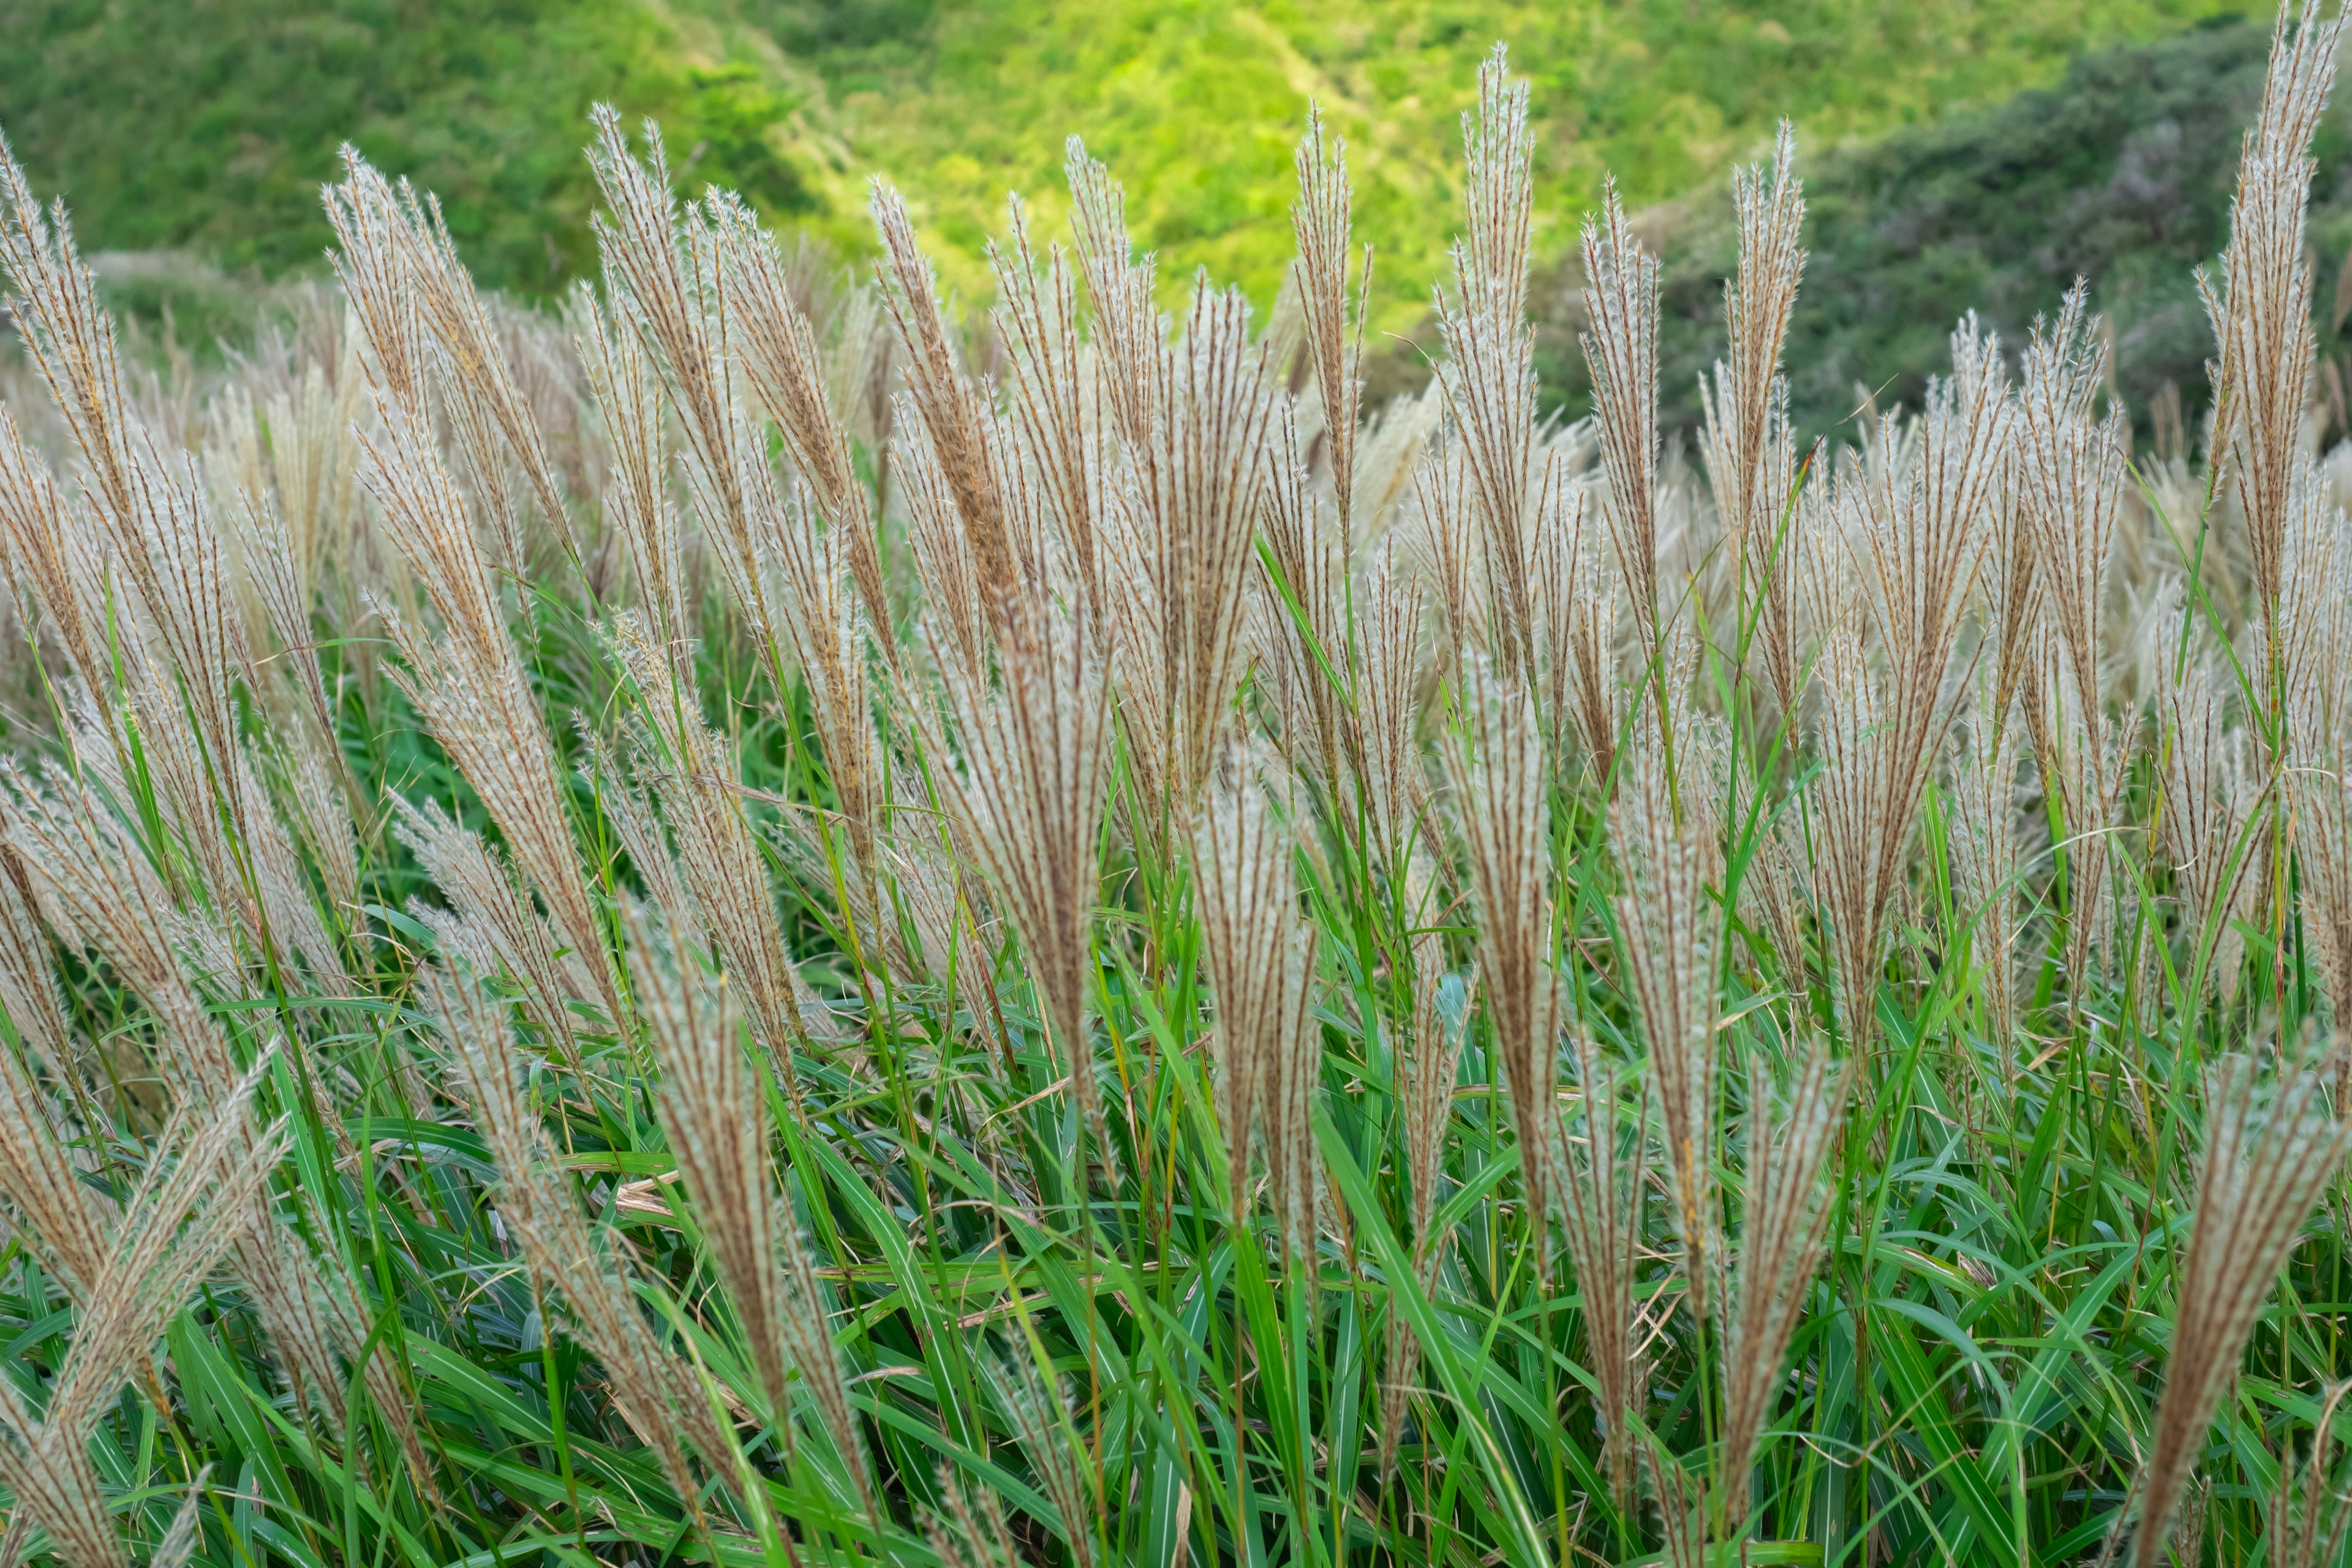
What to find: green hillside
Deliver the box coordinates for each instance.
[0,0,2243,312]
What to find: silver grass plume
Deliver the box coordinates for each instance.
[394,797,593,1069]
[627,919,870,1505]
[0,403,105,692]
[925,593,1114,1159]
[1445,658,1561,1238]
[1581,181,1662,652]
[358,151,574,557]
[1948,686,2028,1060]
[2160,655,2263,1003]
[750,454,883,888]
[2202,2,2348,669]
[587,108,790,676]
[989,1350,1099,1568]
[1559,1031,1649,1509]
[1718,1037,1846,1530]
[0,924,112,1301]
[872,181,1033,621]
[1191,754,1321,1259]
[1611,730,1721,1310]
[992,194,1106,620]
[1699,121,1806,568]
[0,1056,281,1568]
[1437,47,1539,682]
[1379,855,1464,1474]
[574,286,688,641]
[609,627,813,1091]
[2131,1049,2352,1568]
[713,190,895,662]
[424,962,737,1509]
[1106,277,1275,824]
[2267,1383,2352,1568]
[1066,137,1161,463]
[1412,436,1481,666]
[1260,401,1352,807]
[1292,102,1366,551]
[1357,537,1429,865]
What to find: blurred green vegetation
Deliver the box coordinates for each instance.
[2,0,2245,314]
[1531,12,2352,447]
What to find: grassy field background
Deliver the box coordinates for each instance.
[15,6,2352,444]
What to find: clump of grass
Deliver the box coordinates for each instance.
[6,13,2352,1567]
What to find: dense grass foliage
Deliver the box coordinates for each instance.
[5,12,2352,1568]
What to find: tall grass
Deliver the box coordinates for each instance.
[2,13,2352,1567]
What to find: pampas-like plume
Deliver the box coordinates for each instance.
[424,961,737,1507]
[711,192,895,660]
[927,594,1113,1156]
[992,197,1105,620]
[0,1055,281,1568]
[2202,2,2349,664]
[1445,658,1561,1234]
[1700,121,1806,567]
[1948,688,2027,1059]
[574,287,687,641]
[2161,656,2263,1001]
[1559,1032,1648,1509]
[1191,756,1320,1258]
[1611,732,1720,1304]
[1292,105,1366,549]
[2131,1050,2352,1568]
[989,1351,1098,1568]
[1260,402,1352,804]
[873,183,1031,619]
[354,391,621,1027]
[628,921,869,1503]
[1717,1038,1845,1530]
[1379,856,1465,1472]
[1438,47,1539,682]
[393,797,592,1065]
[1357,537,1429,862]
[1105,278,1275,823]
[1581,183,1662,649]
